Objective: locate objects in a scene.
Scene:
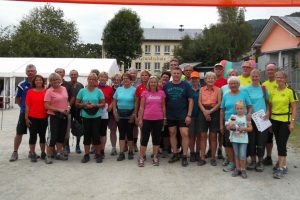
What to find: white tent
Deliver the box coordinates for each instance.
[0,57,119,109]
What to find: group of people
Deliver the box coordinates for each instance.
[8,58,298,180]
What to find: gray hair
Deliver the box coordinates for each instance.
[227,76,240,84]
[205,72,216,79]
[128,67,137,73]
[227,69,238,76]
[26,64,36,71]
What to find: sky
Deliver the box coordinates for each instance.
[0,1,299,44]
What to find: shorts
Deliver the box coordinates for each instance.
[16,113,27,135]
[199,109,220,133]
[223,129,232,148]
[189,117,201,136]
[167,119,188,128]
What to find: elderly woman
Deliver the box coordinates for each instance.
[198,72,221,166]
[220,76,252,172]
[244,69,270,172]
[113,73,136,161]
[98,72,114,159]
[76,73,105,163]
[221,69,239,96]
[44,73,69,164]
[270,71,298,179]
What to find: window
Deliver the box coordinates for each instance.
[145,62,151,70]
[164,45,170,55]
[135,62,141,71]
[155,45,160,55]
[154,62,160,71]
[145,45,151,55]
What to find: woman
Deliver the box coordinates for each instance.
[188,71,201,162]
[270,71,298,179]
[113,73,136,161]
[76,73,105,163]
[198,72,221,166]
[220,76,252,172]
[138,76,166,167]
[244,69,270,172]
[108,74,121,156]
[44,73,69,164]
[98,72,114,159]
[25,75,47,162]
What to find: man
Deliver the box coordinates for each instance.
[182,65,193,84]
[262,63,278,166]
[55,68,73,154]
[69,70,84,154]
[9,64,37,161]
[238,61,253,87]
[163,66,193,167]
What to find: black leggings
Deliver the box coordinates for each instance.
[49,115,67,147]
[271,119,291,157]
[248,120,268,158]
[141,120,163,147]
[83,117,101,145]
[100,119,109,136]
[28,117,48,145]
[117,119,134,141]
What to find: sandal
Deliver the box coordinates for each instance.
[152,157,159,166]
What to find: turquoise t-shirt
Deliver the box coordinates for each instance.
[244,85,269,113]
[221,90,252,121]
[76,88,104,118]
[229,115,249,144]
[113,86,136,109]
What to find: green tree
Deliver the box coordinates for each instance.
[102,8,143,71]
[74,43,102,58]
[0,26,13,56]
[10,4,79,57]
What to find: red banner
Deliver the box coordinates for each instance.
[14,0,300,6]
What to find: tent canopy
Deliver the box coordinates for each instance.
[0,57,119,78]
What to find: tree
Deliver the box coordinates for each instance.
[102,8,143,71]
[73,43,102,58]
[0,26,13,56]
[10,4,79,57]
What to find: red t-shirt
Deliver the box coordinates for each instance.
[98,85,114,104]
[135,84,147,98]
[214,77,227,88]
[25,89,47,118]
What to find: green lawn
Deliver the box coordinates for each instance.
[289,123,300,149]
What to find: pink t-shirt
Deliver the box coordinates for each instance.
[141,90,165,120]
[44,86,69,115]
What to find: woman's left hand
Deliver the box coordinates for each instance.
[185,116,191,126]
[289,122,295,132]
[128,115,135,124]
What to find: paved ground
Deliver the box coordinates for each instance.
[0,108,300,200]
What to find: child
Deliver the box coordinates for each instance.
[226,101,253,179]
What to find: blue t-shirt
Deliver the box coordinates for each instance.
[244,85,269,113]
[163,81,193,120]
[189,84,201,118]
[16,79,31,113]
[76,88,104,118]
[113,86,136,110]
[221,90,252,121]
[229,115,249,143]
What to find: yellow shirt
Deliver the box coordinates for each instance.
[270,87,298,122]
[262,80,278,98]
[238,75,252,87]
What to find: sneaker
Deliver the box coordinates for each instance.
[128,150,134,160]
[152,157,159,166]
[182,156,188,167]
[222,158,229,166]
[241,170,248,179]
[247,161,256,170]
[262,156,273,166]
[134,145,139,152]
[81,154,90,163]
[190,152,196,162]
[273,168,284,179]
[100,150,105,159]
[283,167,288,174]
[41,152,46,160]
[223,162,235,172]
[117,153,125,161]
[45,155,53,164]
[138,157,145,167]
[197,159,206,166]
[168,154,180,163]
[273,162,279,171]
[161,150,168,158]
[205,149,211,158]
[217,148,224,159]
[9,151,18,162]
[195,152,200,161]
[255,161,264,172]
[110,148,117,156]
[210,159,217,166]
[75,145,82,154]
[95,154,103,163]
[56,153,68,161]
[28,152,40,159]
[232,169,241,177]
[30,152,38,163]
